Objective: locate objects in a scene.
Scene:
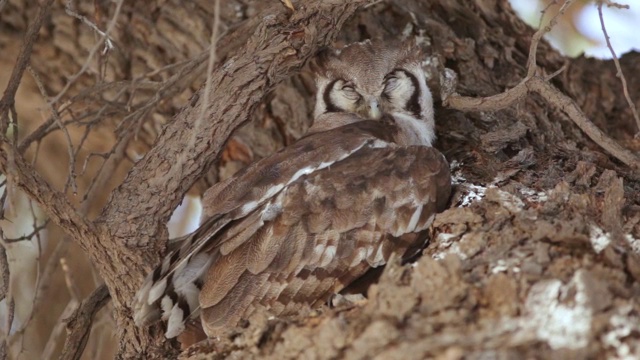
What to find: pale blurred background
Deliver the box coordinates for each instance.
[511,0,640,58]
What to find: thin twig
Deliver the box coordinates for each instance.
[75,52,210,211]
[596,1,640,136]
[3,220,49,243]
[64,0,114,54]
[0,0,56,135]
[49,0,124,105]
[28,66,79,194]
[528,76,640,168]
[193,0,221,150]
[59,285,110,360]
[443,0,640,170]
[0,144,96,245]
[0,244,9,302]
[0,244,13,360]
[41,300,79,360]
[5,199,44,354]
[60,257,81,301]
[41,254,89,360]
[602,0,630,10]
[526,0,577,77]
[0,180,6,221]
[5,238,70,356]
[544,61,570,81]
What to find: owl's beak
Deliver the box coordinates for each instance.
[368,100,381,120]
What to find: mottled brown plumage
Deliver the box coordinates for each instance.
[133,40,451,339]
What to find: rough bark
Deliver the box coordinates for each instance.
[0,0,639,358]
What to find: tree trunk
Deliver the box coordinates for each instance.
[0,0,638,358]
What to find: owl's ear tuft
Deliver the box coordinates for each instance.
[396,40,423,64]
[310,48,336,76]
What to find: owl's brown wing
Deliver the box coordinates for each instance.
[198,144,450,336]
[133,120,451,339]
[133,120,397,336]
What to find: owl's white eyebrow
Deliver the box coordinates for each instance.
[322,79,342,113]
[389,68,421,116]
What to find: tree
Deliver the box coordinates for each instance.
[0,0,638,358]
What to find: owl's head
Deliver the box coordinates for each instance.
[311,40,435,146]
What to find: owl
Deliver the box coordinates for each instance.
[133,40,452,339]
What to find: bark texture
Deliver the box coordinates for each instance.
[0,0,638,359]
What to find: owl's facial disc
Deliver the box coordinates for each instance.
[312,42,435,145]
[382,69,421,117]
[324,69,420,121]
[325,80,380,120]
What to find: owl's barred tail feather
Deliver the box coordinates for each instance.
[133,217,225,338]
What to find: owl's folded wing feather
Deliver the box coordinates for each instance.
[196,143,451,336]
[133,120,398,334]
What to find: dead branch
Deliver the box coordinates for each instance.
[27,66,79,195]
[59,285,110,360]
[41,300,78,360]
[0,0,96,246]
[6,237,70,353]
[48,0,123,105]
[0,245,12,360]
[193,0,221,150]
[442,0,640,171]
[95,0,374,292]
[0,147,96,241]
[3,221,48,243]
[596,1,640,135]
[0,0,55,135]
[443,71,640,170]
[528,77,640,168]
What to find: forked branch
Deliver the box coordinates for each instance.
[442,0,640,170]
